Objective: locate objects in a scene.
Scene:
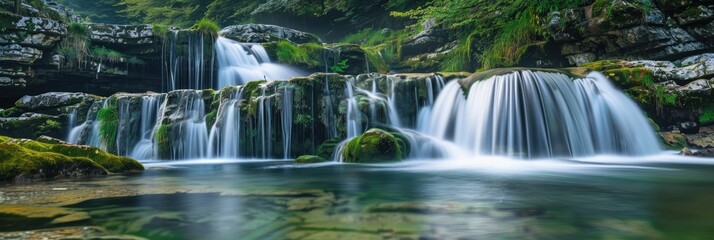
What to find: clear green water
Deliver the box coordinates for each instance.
[3,157,714,239]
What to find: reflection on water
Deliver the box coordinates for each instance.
[2,156,714,239]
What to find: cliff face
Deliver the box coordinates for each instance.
[0,0,166,107]
[548,0,714,66]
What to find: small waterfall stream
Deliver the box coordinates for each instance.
[215,37,306,89]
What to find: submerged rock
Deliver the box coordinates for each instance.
[295,155,328,164]
[343,128,405,163]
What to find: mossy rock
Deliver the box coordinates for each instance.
[295,155,328,164]
[316,138,341,160]
[0,136,143,182]
[342,128,404,163]
[659,131,687,150]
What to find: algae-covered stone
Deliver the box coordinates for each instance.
[342,128,404,163]
[0,136,143,182]
[295,155,328,164]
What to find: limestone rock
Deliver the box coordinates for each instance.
[401,18,449,57]
[87,23,156,45]
[220,24,321,44]
[0,44,42,64]
[15,92,94,111]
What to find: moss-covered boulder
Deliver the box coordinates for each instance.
[0,136,143,182]
[295,155,328,164]
[342,128,404,163]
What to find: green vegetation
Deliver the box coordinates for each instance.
[190,18,220,37]
[58,22,91,70]
[700,106,714,126]
[330,59,350,74]
[151,24,170,38]
[0,136,143,182]
[97,98,119,153]
[274,41,315,66]
[91,46,124,65]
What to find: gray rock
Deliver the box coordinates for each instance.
[0,76,26,88]
[568,53,597,66]
[676,79,711,93]
[675,5,714,26]
[694,148,714,157]
[401,18,449,57]
[0,44,42,64]
[220,24,321,44]
[15,92,94,111]
[87,23,156,45]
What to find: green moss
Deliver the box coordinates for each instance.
[603,67,654,88]
[155,124,171,158]
[316,138,340,160]
[190,18,220,37]
[0,107,22,118]
[647,118,660,132]
[699,106,714,126]
[343,128,403,163]
[152,24,170,39]
[294,155,327,164]
[0,136,143,182]
[274,41,316,66]
[96,99,119,153]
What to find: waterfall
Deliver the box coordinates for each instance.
[215,37,306,89]
[281,87,294,159]
[176,93,209,159]
[208,87,243,158]
[258,86,273,158]
[63,70,661,161]
[162,30,214,91]
[419,70,661,158]
[130,95,163,160]
[65,107,78,142]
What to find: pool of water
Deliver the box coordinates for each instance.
[2,155,714,239]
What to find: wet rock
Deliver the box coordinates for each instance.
[342,128,405,163]
[680,147,694,156]
[694,148,714,157]
[220,24,321,44]
[685,126,714,149]
[678,121,700,134]
[659,131,688,149]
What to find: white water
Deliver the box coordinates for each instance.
[130,95,163,160]
[71,70,661,162]
[215,37,306,88]
[208,87,243,158]
[419,70,661,158]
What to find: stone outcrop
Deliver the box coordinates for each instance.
[220,24,321,44]
[548,0,714,66]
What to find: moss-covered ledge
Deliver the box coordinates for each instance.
[0,136,143,182]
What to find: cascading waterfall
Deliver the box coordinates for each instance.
[162,30,214,91]
[69,70,660,161]
[208,87,244,158]
[281,87,294,159]
[130,95,164,160]
[257,86,273,158]
[215,37,306,89]
[420,70,660,158]
[176,93,210,159]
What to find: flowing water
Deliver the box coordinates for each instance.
[215,37,306,89]
[2,157,714,239]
